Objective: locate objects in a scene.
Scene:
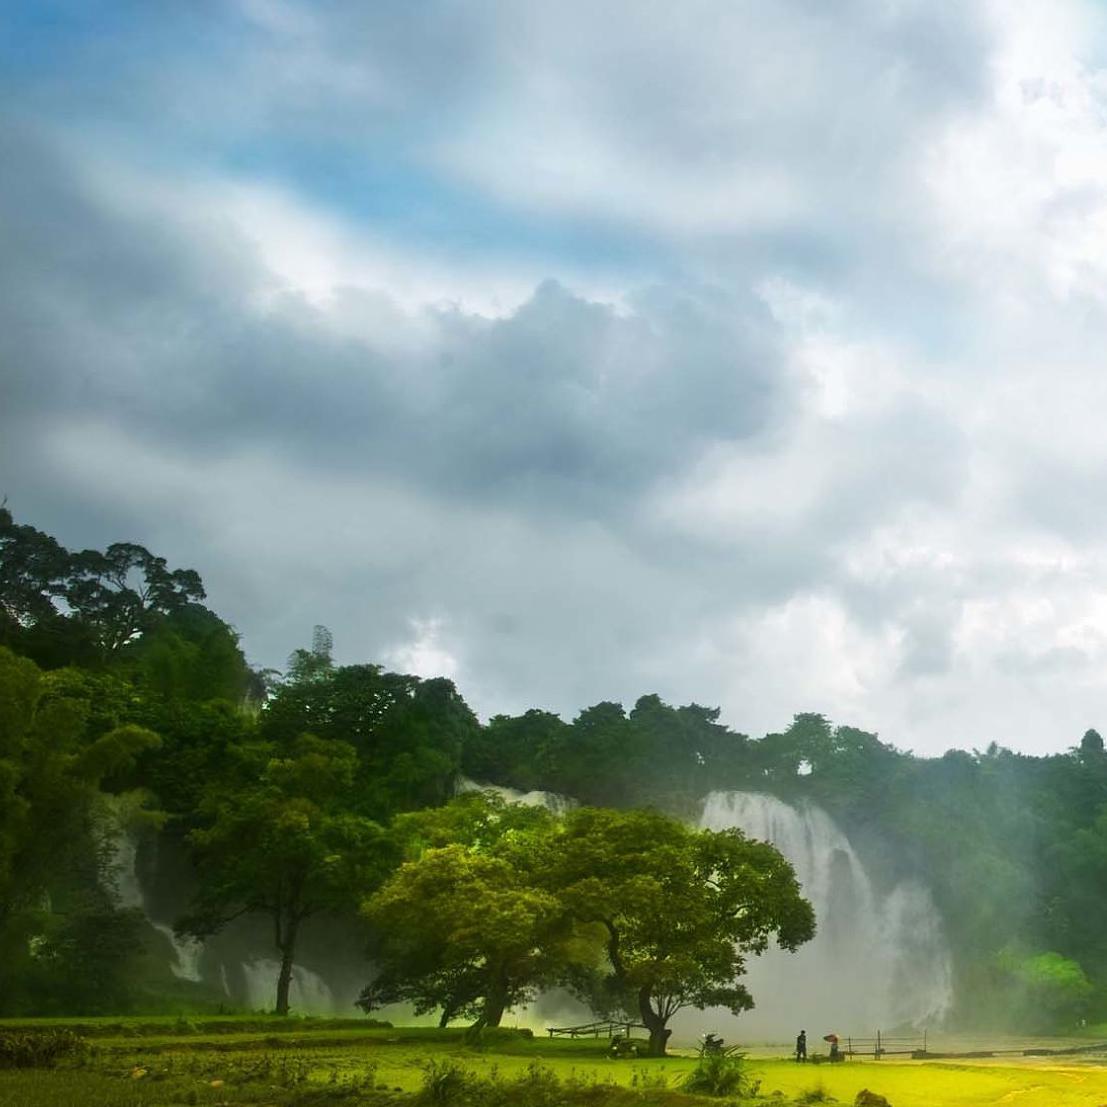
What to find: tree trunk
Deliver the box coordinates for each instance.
[275,951,294,1016]
[638,988,671,1056]
[481,988,507,1028]
[468,971,509,1034]
[274,911,301,1016]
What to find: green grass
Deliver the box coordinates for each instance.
[3,1023,1107,1106]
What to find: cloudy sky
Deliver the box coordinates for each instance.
[6,1,1107,754]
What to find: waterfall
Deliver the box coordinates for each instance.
[455,776,575,815]
[150,922,204,982]
[107,830,144,910]
[241,959,340,1014]
[104,819,205,982]
[697,791,953,1039]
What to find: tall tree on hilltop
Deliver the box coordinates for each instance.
[0,506,231,672]
[262,648,476,818]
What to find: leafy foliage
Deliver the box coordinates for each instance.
[546,807,815,1054]
[261,663,475,818]
[0,1029,91,1069]
[179,735,395,1014]
[362,796,571,1028]
[681,1048,760,1098]
[0,646,161,1014]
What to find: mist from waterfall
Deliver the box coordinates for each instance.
[696,791,953,1040]
[241,960,341,1014]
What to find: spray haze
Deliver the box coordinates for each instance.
[696,791,953,1039]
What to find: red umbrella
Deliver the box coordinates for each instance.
[823,1034,839,1043]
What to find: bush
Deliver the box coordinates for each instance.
[415,1060,630,1107]
[681,1049,761,1098]
[0,1029,91,1069]
[418,1059,480,1105]
[795,1084,837,1103]
[854,1092,891,1107]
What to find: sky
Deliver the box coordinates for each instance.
[5,0,1107,756]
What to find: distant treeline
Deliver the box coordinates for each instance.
[2,506,1105,1030]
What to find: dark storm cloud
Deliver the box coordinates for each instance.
[7,0,1107,756]
[0,123,788,519]
[0,112,970,727]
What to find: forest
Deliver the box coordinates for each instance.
[2,505,1106,1037]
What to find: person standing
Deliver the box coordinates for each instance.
[795,1030,807,1062]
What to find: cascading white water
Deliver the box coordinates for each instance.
[105,822,205,982]
[241,959,340,1014]
[150,922,204,982]
[697,791,952,1039]
[455,776,575,815]
[107,831,144,910]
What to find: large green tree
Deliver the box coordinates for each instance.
[363,843,570,1029]
[361,793,575,1028]
[1,507,249,693]
[545,807,816,1055]
[0,647,161,1013]
[179,734,394,1015]
[261,655,476,817]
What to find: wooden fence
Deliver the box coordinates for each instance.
[839,1030,928,1058]
[547,1021,648,1040]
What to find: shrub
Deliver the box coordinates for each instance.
[681,1048,761,1098]
[0,1029,91,1069]
[418,1059,479,1105]
[795,1083,837,1103]
[854,1092,891,1107]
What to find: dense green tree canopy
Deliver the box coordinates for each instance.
[179,734,395,1015]
[0,646,161,1013]
[543,807,815,1055]
[364,843,571,1029]
[261,661,475,818]
[362,796,814,1053]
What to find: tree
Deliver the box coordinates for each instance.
[284,625,335,684]
[461,709,572,793]
[545,807,815,1055]
[261,660,476,818]
[179,735,393,1015]
[389,788,557,855]
[995,948,1093,1029]
[364,846,561,1029]
[66,542,206,656]
[363,844,570,1030]
[1079,728,1105,759]
[0,506,70,629]
[362,793,577,1028]
[121,604,251,703]
[0,506,214,666]
[0,647,161,1013]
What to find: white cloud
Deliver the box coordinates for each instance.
[385,619,460,681]
[12,0,1107,757]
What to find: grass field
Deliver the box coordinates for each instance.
[3,1020,1107,1107]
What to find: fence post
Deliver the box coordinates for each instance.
[876,1029,882,1059]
